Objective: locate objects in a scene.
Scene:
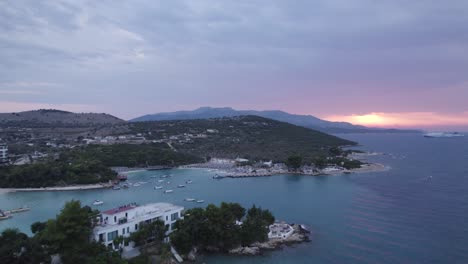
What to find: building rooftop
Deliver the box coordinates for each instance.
[102,203,137,215]
[101,202,183,216]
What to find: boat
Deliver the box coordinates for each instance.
[166,181,171,184]
[161,175,168,178]
[213,175,225,179]
[0,210,11,220]
[154,186,163,190]
[196,200,205,203]
[164,190,174,194]
[133,183,141,187]
[158,179,165,183]
[92,200,104,206]
[112,186,121,190]
[177,184,186,188]
[186,180,193,184]
[184,198,196,202]
[424,132,465,138]
[122,183,129,189]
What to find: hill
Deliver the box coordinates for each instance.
[0,109,124,128]
[131,107,419,133]
[128,115,356,162]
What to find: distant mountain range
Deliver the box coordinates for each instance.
[131,107,420,134]
[0,109,124,127]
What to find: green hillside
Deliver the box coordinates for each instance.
[130,115,356,163]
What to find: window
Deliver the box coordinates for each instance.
[171,212,179,221]
[127,227,130,233]
[165,224,170,231]
[107,230,118,241]
[166,216,168,221]
[114,216,117,223]
[171,223,176,230]
[122,228,125,235]
[135,224,138,230]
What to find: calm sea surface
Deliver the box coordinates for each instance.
[1,133,467,263]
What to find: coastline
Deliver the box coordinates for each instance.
[182,152,389,178]
[0,182,113,194]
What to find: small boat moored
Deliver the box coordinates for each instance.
[93,200,104,206]
[177,184,186,188]
[154,186,163,190]
[213,175,225,179]
[186,180,193,184]
[164,190,174,194]
[112,186,121,190]
[0,210,11,220]
[196,200,205,203]
[184,198,196,202]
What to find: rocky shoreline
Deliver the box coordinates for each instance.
[184,224,310,261]
[229,224,310,256]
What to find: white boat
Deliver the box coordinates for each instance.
[92,200,104,206]
[161,175,168,178]
[112,186,121,190]
[166,181,171,184]
[164,190,174,194]
[424,132,464,138]
[196,200,205,203]
[133,183,141,187]
[186,180,193,184]
[154,186,163,190]
[184,198,196,202]
[178,184,186,188]
[158,180,165,183]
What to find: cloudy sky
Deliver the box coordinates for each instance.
[1,0,467,129]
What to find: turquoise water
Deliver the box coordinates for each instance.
[1,133,467,263]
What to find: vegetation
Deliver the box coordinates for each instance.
[127,219,167,248]
[286,155,304,170]
[130,116,356,163]
[66,144,203,168]
[170,202,274,254]
[0,201,124,264]
[0,143,202,188]
[0,158,115,188]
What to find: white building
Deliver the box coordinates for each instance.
[92,202,184,249]
[0,143,8,164]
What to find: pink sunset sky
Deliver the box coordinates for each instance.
[1,1,468,131]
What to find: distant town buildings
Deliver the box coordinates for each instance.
[92,202,184,250]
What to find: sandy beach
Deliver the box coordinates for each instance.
[0,182,113,194]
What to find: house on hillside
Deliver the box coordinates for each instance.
[92,202,183,250]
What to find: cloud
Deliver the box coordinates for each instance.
[0,0,467,127]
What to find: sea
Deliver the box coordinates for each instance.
[1,133,467,264]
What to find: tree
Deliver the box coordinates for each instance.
[313,156,327,169]
[35,200,102,263]
[128,219,167,249]
[329,146,342,156]
[286,155,303,170]
[31,221,47,234]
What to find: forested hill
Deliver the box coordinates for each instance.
[129,115,356,162]
[0,109,124,127]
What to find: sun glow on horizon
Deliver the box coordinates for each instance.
[325,112,468,129]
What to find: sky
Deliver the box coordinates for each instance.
[0,0,467,130]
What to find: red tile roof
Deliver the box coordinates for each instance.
[102,204,136,215]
